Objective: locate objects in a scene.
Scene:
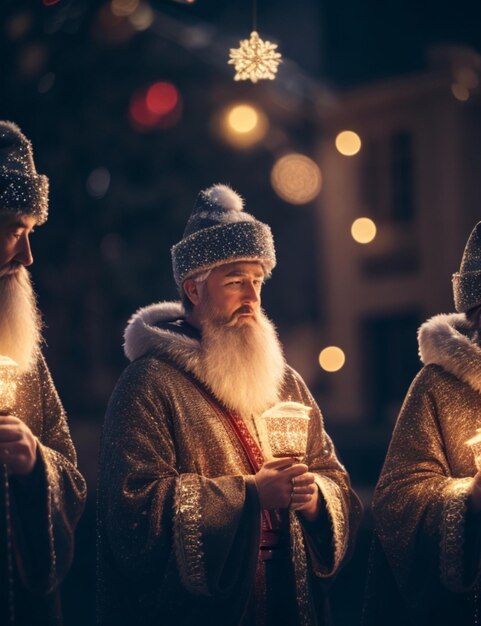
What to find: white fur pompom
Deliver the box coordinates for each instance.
[204,184,244,212]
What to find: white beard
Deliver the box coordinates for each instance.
[0,266,43,372]
[198,306,286,418]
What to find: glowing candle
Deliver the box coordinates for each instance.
[0,356,18,412]
[261,401,311,460]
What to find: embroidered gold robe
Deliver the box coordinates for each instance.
[0,354,87,626]
[364,313,481,625]
[97,302,361,626]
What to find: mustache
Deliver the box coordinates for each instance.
[0,262,21,279]
[234,305,255,317]
[226,305,258,325]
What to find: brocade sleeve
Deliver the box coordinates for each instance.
[372,366,480,620]
[285,368,362,578]
[98,359,261,613]
[11,354,87,593]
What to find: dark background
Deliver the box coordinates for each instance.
[1,1,481,624]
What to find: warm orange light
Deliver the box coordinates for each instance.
[128,3,154,30]
[319,347,345,372]
[218,102,268,148]
[351,217,377,244]
[227,104,259,133]
[451,83,470,102]
[335,130,362,156]
[270,154,322,205]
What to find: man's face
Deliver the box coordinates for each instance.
[198,261,265,327]
[0,214,36,277]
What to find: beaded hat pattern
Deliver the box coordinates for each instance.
[453,221,481,312]
[0,121,49,224]
[171,183,276,286]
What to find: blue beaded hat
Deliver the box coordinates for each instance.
[0,121,49,224]
[453,221,481,312]
[171,183,276,286]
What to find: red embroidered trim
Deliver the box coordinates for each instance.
[193,383,274,532]
[194,384,265,471]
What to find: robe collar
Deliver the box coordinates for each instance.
[418,312,481,394]
[123,301,204,378]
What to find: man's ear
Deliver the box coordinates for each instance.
[183,279,201,306]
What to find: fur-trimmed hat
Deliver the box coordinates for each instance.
[0,121,48,224]
[453,221,481,312]
[171,183,276,286]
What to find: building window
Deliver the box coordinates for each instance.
[389,130,415,222]
[361,311,421,424]
[360,129,415,223]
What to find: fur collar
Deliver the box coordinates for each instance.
[123,300,286,418]
[124,301,203,377]
[418,312,481,394]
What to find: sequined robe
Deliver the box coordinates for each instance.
[0,353,87,626]
[97,302,361,626]
[364,313,481,626]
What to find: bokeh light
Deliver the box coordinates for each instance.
[93,4,136,44]
[270,153,322,205]
[228,104,259,133]
[146,82,178,116]
[335,130,362,156]
[129,83,182,131]
[455,67,479,89]
[319,347,346,372]
[111,0,139,17]
[86,168,111,199]
[128,3,154,31]
[18,43,48,78]
[5,12,32,40]
[218,102,268,148]
[451,83,470,102]
[351,217,377,244]
[130,92,159,128]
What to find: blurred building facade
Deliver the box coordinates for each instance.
[315,45,481,432]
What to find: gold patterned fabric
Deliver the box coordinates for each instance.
[364,313,481,626]
[97,303,361,626]
[0,353,87,626]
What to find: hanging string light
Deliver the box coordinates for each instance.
[228,0,282,83]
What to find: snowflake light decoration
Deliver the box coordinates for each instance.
[229,31,282,83]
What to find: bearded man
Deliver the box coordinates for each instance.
[0,121,86,625]
[97,184,361,626]
[363,221,481,626]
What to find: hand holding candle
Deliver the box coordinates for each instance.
[0,356,37,475]
[259,402,319,519]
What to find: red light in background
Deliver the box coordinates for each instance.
[129,92,160,129]
[42,0,63,6]
[129,82,182,132]
[146,82,178,116]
